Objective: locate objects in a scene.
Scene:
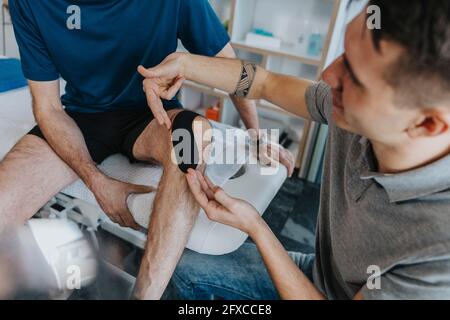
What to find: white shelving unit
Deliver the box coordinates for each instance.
[178,0,350,174]
[1,0,19,58]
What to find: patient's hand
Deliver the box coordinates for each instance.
[258,138,296,177]
[91,176,155,230]
[186,169,262,236]
[138,53,187,130]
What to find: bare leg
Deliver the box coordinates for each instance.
[0,135,78,233]
[132,110,212,299]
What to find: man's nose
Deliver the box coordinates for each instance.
[322,56,345,90]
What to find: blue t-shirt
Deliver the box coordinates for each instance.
[9,0,230,113]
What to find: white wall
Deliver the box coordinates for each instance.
[1,5,19,58]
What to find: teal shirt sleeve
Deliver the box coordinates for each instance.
[9,0,59,81]
[178,0,231,57]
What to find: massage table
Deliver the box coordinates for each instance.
[0,59,288,258]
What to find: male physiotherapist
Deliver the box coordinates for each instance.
[140,0,450,299]
[0,0,294,299]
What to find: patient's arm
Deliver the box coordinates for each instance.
[29,80,150,229]
[29,81,100,184]
[139,52,314,121]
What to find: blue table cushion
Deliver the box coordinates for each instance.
[0,59,28,93]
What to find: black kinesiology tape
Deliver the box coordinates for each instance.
[171,110,202,173]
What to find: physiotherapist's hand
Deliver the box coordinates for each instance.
[91,175,155,230]
[186,169,263,237]
[138,53,187,130]
[258,139,296,177]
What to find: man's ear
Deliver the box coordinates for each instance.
[406,111,450,139]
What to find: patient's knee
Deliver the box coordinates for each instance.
[168,111,212,173]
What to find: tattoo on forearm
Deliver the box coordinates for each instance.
[233,61,257,98]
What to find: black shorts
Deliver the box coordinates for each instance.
[28,107,181,164]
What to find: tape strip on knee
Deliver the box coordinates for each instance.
[171,110,203,173]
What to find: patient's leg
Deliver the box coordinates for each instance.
[132,109,212,300]
[0,135,78,233]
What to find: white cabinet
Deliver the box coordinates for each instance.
[1,2,19,58]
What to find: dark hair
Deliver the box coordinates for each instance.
[369,0,450,107]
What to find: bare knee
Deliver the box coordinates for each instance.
[163,114,212,174]
[134,109,213,167]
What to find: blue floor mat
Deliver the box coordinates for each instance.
[0,59,28,93]
[256,176,320,253]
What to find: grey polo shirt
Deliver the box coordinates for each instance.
[305,81,450,300]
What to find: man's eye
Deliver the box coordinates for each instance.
[348,73,359,85]
[344,67,355,83]
[343,57,361,87]
[343,71,356,84]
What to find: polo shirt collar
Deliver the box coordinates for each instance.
[359,137,450,203]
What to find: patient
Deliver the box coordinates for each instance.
[141,1,450,299]
[0,0,294,299]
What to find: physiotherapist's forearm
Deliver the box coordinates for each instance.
[215,45,260,130]
[250,220,325,300]
[181,53,268,100]
[180,53,313,120]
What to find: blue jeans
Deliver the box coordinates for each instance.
[164,243,315,300]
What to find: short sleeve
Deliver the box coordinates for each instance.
[305,81,333,125]
[361,259,450,300]
[178,0,230,57]
[9,0,59,81]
